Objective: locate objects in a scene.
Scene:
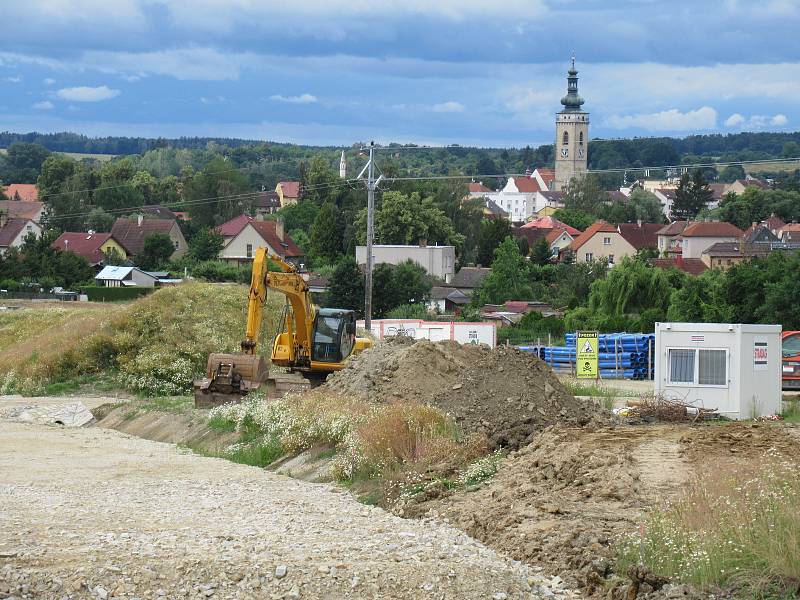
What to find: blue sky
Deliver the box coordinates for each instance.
[0,0,798,147]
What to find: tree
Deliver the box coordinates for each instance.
[475,237,534,305]
[102,247,126,266]
[183,158,250,228]
[628,188,665,223]
[327,257,365,317]
[392,260,431,307]
[86,207,115,232]
[476,218,512,266]
[37,154,77,200]
[371,263,399,318]
[553,208,594,231]
[189,228,224,262]
[309,202,343,265]
[54,251,95,288]
[562,175,609,215]
[671,170,713,220]
[136,233,174,270]
[719,164,745,183]
[530,238,552,266]
[0,143,50,183]
[356,191,463,248]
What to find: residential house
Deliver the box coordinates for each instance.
[307,275,329,295]
[467,182,493,198]
[516,216,580,257]
[217,214,255,246]
[653,189,678,218]
[656,221,690,255]
[2,183,38,202]
[679,221,744,259]
[275,181,301,206]
[617,222,663,253]
[708,183,727,208]
[254,190,281,217]
[139,205,177,219]
[726,177,769,195]
[0,215,41,255]
[741,223,780,244]
[651,257,708,275]
[519,216,580,236]
[52,232,128,267]
[568,220,636,265]
[763,214,786,237]
[219,219,305,267]
[111,216,189,260]
[532,191,565,216]
[0,200,45,223]
[95,265,159,287]
[446,267,491,296]
[701,241,770,270]
[428,286,470,314]
[778,223,800,243]
[546,228,575,256]
[355,244,456,282]
[483,199,508,220]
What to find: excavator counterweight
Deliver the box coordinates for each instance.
[193,248,372,408]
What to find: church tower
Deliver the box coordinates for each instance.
[553,56,589,191]
[339,150,347,179]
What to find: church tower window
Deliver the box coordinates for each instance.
[562,131,569,145]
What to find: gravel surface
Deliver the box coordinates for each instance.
[0,416,577,599]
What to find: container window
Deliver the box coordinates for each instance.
[669,349,695,383]
[699,349,726,385]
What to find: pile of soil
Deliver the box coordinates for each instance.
[326,339,611,450]
[400,427,648,596]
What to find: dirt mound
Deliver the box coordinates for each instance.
[326,339,611,449]
[400,427,648,595]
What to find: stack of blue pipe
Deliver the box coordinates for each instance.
[518,332,655,380]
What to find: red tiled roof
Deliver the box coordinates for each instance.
[249,221,304,258]
[681,221,743,238]
[568,220,617,251]
[708,183,727,200]
[546,228,573,244]
[0,219,31,247]
[111,218,176,255]
[656,220,690,236]
[536,168,555,185]
[617,222,663,250]
[0,200,44,221]
[521,216,580,235]
[217,214,254,237]
[510,176,542,193]
[2,184,38,202]
[468,182,492,193]
[651,257,708,276]
[780,223,800,233]
[52,232,114,266]
[278,181,301,198]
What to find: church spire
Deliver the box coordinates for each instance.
[339,150,347,179]
[560,54,585,113]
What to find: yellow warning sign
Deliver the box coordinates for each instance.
[576,330,599,379]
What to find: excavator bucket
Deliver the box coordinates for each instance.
[193,353,269,408]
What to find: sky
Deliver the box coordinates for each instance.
[0,0,798,148]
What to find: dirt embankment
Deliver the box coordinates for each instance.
[400,422,800,599]
[326,339,612,449]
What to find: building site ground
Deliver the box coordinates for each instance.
[2,293,800,599]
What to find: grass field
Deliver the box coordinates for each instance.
[0,148,116,161]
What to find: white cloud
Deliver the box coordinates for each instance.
[605,106,717,131]
[32,100,54,110]
[2,76,21,83]
[43,77,56,85]
[269,93,318,104]
[56,85,120,102]
[771,114,788,126]
[431,101,465,113]
[725,112,788,129]
[725,113,745,127]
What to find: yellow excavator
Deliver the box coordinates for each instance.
[194,247,373,407]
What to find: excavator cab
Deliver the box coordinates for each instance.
[311,309,356,363]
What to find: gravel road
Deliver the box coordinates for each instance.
[0,416,574,599]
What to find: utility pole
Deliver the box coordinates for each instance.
[357,141,383,331]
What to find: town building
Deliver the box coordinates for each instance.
[254,190,281,217]
[355,244,456,282]
[568,220,634,265]
[1,183,38,202]
[52,232,128,267]
[0,215,41,255]
[0,200,45,223]
[487,169,556,223]
[656,221,690,255]
[95,265,159,287]
[219,219,305,267]
[446,267,491,295]
[553,57,588,191]
[111,216,188,260]
[678,221,743,259]
[275,181,301,206]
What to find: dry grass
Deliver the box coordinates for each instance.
[618,456,800,597]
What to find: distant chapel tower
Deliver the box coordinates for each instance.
[553,56,589,191]
[339,150,347,179]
